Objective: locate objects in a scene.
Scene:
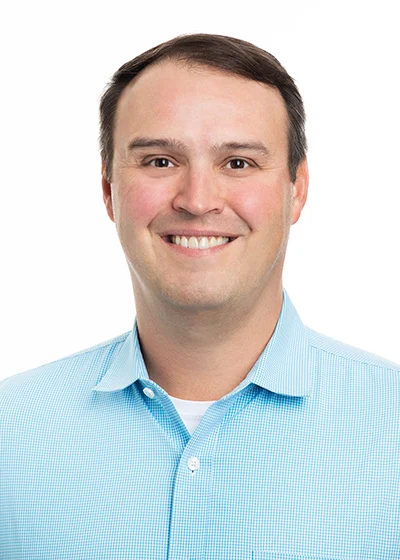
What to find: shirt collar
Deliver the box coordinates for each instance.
[245,289,312,396]
[92,289,312,397]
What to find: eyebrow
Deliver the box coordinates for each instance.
[127,137,270,157]
[127,137,187,152]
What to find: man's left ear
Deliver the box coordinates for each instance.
[291,158,309,226]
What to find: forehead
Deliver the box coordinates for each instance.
[114,60,288,150]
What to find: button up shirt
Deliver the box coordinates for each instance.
[1,290,399,559]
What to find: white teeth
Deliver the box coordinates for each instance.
[199,237,209,249]
[170,235,231,249]
[188,237,199,249]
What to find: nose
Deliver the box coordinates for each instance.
[172,166,225,216]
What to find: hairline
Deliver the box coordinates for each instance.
[112,56,291,176]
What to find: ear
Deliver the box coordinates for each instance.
[101,162,115,223]
[291,158,309,226]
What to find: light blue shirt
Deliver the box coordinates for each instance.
[1,290,399,559]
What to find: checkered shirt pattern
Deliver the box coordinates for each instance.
[1,290,399,559]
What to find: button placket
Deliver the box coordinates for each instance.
[187,456,200,473]
[143,387,155,399]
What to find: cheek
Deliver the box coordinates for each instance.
[117,180,172,227]
[231,182,286,231]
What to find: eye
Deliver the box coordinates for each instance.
[225,159,250,170]
[148,158,175,168]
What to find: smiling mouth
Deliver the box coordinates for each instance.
[166,235,236,250]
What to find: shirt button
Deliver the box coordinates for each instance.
[187,457,200,471]
[143,387,155,399]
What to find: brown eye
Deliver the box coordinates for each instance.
[227,159,249,169]
[150,158,174,168]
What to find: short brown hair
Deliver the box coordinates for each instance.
[99,33,307,182]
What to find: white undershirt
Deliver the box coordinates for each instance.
[169,395,216,435]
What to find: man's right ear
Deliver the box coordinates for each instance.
[101,162,115,223]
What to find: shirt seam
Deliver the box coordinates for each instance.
[32,332,131,371]
[309,341,400,373]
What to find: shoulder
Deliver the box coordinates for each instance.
[306,326,400,371]
[305,327,400,399]
[0,332,130,409]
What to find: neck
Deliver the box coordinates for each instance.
[134,282,283,401]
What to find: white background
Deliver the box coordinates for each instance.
[1,0,399,380]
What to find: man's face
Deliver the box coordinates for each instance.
[103,61,308,312]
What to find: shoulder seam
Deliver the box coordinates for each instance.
[29,332,131,370]
[308,336,400,372]
[57,332,130,360]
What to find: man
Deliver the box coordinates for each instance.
[1,34,398,559]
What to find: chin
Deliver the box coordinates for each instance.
[158,284,233,311]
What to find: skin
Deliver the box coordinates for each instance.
[102,60,308,400]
